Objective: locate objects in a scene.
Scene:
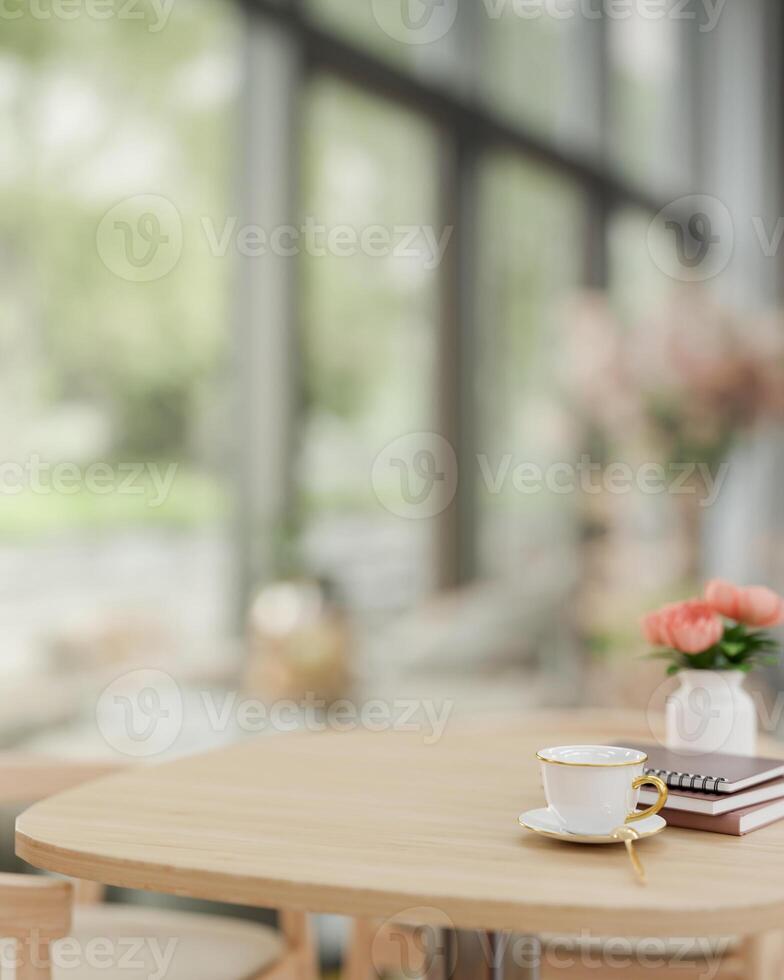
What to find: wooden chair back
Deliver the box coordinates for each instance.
[1,756,120,808]
[0,873,72,980]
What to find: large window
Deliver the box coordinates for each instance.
[238,0,688,614]
[3,0,694,682]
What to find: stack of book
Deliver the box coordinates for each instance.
[630,744,784,836]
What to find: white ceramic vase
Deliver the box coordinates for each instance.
[665,669,757,756]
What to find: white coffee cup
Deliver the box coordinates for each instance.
[537,744,668,836]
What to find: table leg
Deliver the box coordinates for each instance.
[442,929,540,980]
[488,931,504,980]
[741,930,784,980]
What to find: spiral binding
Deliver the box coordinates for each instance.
[644,766,726,793]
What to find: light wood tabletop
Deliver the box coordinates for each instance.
[15,710,784,937]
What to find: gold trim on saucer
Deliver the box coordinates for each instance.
[536,746,648,768]
[518,812,666,844]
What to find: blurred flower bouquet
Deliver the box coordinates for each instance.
[563,288,784,590]
[631,292,784,469]
[642,579,783,674]
[564,288,784,469]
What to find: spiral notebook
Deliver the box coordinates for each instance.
[626,743,784,794]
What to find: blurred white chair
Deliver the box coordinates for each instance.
[4,756,318,980]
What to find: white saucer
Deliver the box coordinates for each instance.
[518,808,666,844]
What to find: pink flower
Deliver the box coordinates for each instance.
[642,600,723,654]
[705,579,784,628]
[704,579,742,620]
[642,609,669,646]
[738,587,784,627]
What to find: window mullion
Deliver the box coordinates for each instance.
[435,128,480,589]
[234,9,303,620]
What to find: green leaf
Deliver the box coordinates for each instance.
[666,664,681,676]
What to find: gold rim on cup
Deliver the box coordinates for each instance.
[536,746,649,768]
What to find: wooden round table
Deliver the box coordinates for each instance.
[15,711,784,978]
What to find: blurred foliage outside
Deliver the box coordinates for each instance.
[0,0,240,538]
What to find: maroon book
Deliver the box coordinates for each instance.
[638,775,784,815]
[659,797,784,836]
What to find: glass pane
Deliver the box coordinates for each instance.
[306,0,466,89]
[475,156,585,580]
[478,1,602,156]
[296,78,440,616]
[608,4,689,191]
[0,1,240,678]
[608,207,674,321]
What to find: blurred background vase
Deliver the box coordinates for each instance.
[665,669,757,756]
[244,579,352,705]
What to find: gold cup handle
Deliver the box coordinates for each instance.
[626,774,668,824]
